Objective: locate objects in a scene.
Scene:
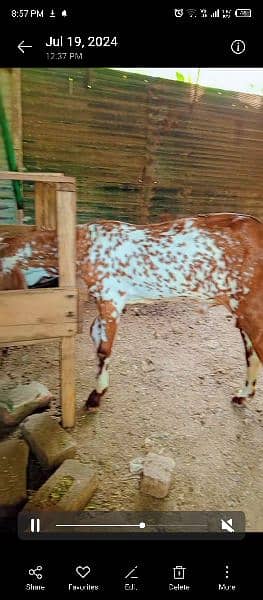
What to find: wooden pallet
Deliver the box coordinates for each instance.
[0,171,80,428]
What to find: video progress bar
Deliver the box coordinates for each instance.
[56,522,146,529]
[55,523,208,529]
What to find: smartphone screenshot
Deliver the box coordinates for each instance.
[0,7,261,595]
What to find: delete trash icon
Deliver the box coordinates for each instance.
[173,566,186,580]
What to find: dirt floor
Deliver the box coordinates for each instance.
[1,299,263,531]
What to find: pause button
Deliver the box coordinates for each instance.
[30,518,41,533]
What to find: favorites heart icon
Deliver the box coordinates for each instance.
[76,565,91,578]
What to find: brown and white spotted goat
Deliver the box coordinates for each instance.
[1,213,263,409]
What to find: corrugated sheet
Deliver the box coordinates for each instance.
[0,70,17,223]
[20,68,263,223]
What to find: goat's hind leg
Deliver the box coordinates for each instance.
[232,329,261,405]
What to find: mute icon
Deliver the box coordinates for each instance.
[221,518,235,533]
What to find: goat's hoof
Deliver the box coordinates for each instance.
[86,390,102,410]
[232,396,246,406]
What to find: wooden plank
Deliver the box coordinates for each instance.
[60,336,76,428]
[0,224,36,234]
[23,172,64,176]
[35,182,63,228]
[56,187,76,287]
[77,293,84,334]
[0,288,78,327]
[56,182,76,192]
[43,184,50,225]
[10,69,23,170]
[0,171,75,183]
[35,181,45,227]
[46,183,57,228]
[0,323,77,343]
[0,337,60,348]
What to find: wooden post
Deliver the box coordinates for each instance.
[35,182,45,228]
[46,183,57,228]
[56,182,76,427]
[35,182,57,228]
[56,183,76,286]
[11,69,23,170]
[60,337,76,428]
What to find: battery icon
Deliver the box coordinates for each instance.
[235,9,252,17]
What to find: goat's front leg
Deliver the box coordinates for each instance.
[86,300,120,410]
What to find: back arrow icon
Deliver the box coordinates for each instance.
[18,41,33,54]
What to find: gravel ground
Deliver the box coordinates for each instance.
[1,299,263,531]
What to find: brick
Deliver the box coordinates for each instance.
[140,452,175,499]
[23,459,98,511]
[21,413,76,469]
[0,382,52,426]
[0,438,29,510]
